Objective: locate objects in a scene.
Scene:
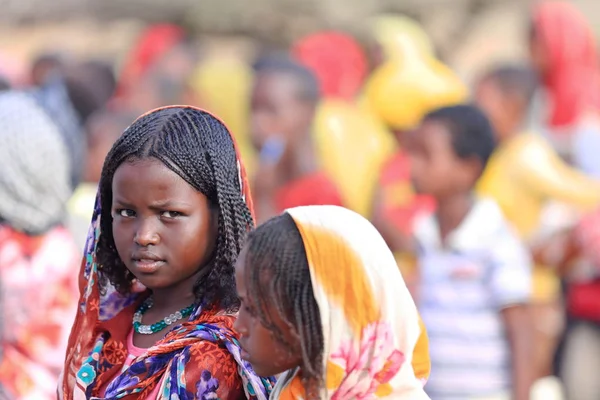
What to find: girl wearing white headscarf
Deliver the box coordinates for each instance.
[234,205,430,399]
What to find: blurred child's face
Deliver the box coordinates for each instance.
[111,158,217,292]
[234,247,303,377]
[250,72,313,152]
[475,79,518,142]
[408,120,479,198]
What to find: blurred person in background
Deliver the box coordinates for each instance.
[0,91,79,399]
[31,59,117,189]
[250,55,343,223]
[293,31,393,218]
[529,4,600,398]
[410,105,533,400]
[475,64,600,381]
[29,52,65,87]
[555,208,600,400]
[366,51,467,288]
[67,109,136,250]
[115,23,199,113]
[529,1,600,177]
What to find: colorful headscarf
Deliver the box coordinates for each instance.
[272,205,430,399]
[59,106,269,400]
[532,1,600,128]
[0,91,72,235]
[292,32,368,101]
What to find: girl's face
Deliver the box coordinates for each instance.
[234,246,303,377]
[111,157,217,293]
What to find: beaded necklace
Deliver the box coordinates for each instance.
[133,297,195,335]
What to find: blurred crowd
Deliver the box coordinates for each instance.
[0,0,600,399]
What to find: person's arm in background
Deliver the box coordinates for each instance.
[515,135,600,209]
[491,232,535,400]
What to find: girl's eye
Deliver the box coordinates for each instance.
[118,209,135,218]
[161,211,183,219]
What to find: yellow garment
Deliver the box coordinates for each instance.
[313,100,396,217]
[365,58,468,131]
[478,133,600,238]
[272,206,430,399]
[190,57,256,175]
[67,183,99,251]
[67,183,97,220]
[477,133,600,301]
[370,14,434,62]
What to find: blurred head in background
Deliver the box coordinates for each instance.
[0,92,72,235]
[409,105,496,200]
[250,55,320,154]
[83,109,136,184]
[476,65,538,142]
[292,31,368,101]
[530,1,600,128]
[64,60,117,125]
[30,52,65,87]
[116,23,196,110]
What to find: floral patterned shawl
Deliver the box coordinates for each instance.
[273,205,430,399]
[59,106,272,400]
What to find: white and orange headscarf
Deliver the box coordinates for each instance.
[273,205,430,399]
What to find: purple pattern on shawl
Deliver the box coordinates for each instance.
[196,370,219,399]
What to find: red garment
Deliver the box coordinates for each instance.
[568,208,600,322]
[533,1,600,128]
[379,152,435,234]
[117,24,185,99]
[292,32,368,101]
[275,172,343,212]
[0,226,80,399]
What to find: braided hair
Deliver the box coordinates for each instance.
[243,213,324,397]
[96,106,253,313]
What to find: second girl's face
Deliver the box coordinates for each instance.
[234,246,303,377]
[111,157,217,291]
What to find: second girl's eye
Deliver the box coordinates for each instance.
[161,211,183,219]
[118,209,136,218]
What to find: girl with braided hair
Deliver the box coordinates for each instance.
[234,205,431,399]
[60,106,273,399]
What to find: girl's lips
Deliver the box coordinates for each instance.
[132,259,165,273]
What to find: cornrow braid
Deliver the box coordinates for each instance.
[244,213,324,398]
[96,106,253,313]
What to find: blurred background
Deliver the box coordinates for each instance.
[1,0,600,399]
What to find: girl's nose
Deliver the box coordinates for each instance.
[134,218,160,246]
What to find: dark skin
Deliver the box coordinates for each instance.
[475,78,527,144]
[233,246,302,377]
[409,120,533,400]
[111,158,217,348]
[250,71,319,223]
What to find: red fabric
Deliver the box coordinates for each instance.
[379,152,435,234]
[533,1,600,128]
[292,32,368,100]
[275,172,343,213]
[117,24,185,99]
[567,281,600,322]
[568,208,600,322]
[61,106,257,399]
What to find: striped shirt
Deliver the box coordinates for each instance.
[414,198,532,399]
